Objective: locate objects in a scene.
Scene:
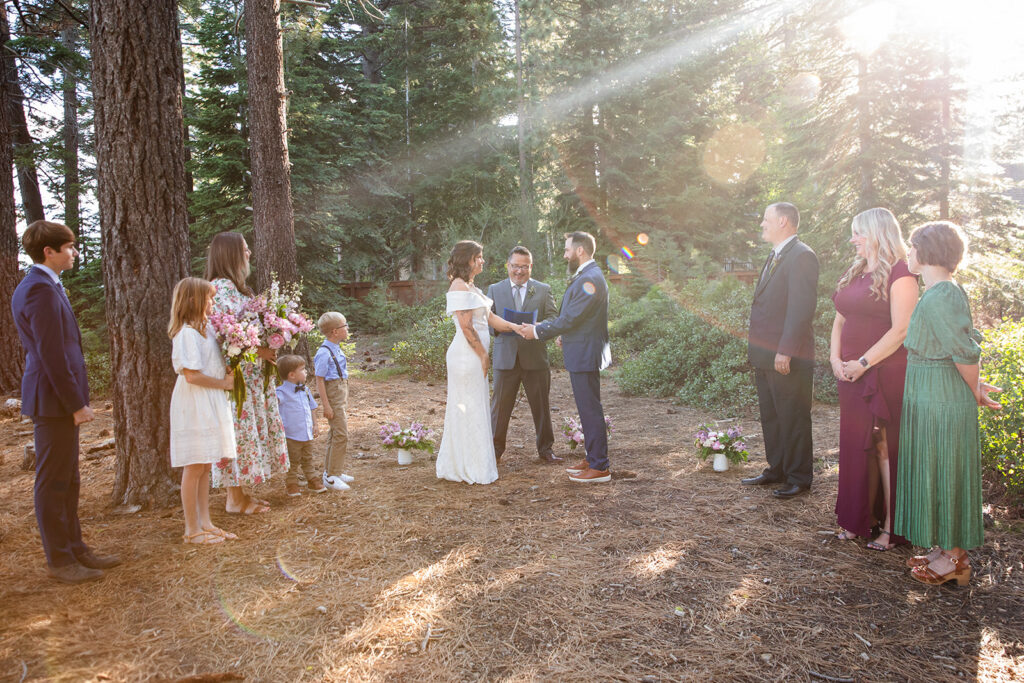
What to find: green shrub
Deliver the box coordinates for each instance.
[980,320,1024,502]
[391,314,456,380]
[346,286,446,335]
[612,276,835,411]
[609,285,680,358]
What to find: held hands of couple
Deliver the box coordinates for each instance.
[517,323,538,340]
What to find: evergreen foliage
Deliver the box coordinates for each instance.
[980,320,1024,503]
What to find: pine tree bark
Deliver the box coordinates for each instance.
[0,9,44,224]
[0,27,23,394]
[514,0,534,244]
[90,0,191,506]
[61,21,80,243]
[244,0,298,290]
[855,55,875,211]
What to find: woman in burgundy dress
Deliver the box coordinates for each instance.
[830,208,919,550]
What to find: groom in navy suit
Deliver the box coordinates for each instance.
[520,231,612,483]
[12,220,120,583]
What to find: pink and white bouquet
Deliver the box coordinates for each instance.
[208,310,261,416]
[379,421,437,453]
[243,278,315,351]
[694,423,749,464]
[243,277,316,388]
[562,415,614,450]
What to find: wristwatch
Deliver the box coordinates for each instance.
[858,357,870,368]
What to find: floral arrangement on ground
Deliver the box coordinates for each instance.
[694,423,749,464]
[379,421,437,453]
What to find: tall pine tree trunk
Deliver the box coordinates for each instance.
[0,30,23,394]
[244,0,298,290]
[61,21,80,244]
[90,0,191,506]
[855,55,875,211]
[514,0,534,244]
[938,48,951,220]
[0,9,44,224]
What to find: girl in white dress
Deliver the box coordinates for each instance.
[436,241,522,484]
[169,278,238,545]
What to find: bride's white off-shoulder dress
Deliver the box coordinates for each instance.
[435,288,499,485]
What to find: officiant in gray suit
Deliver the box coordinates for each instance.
[488,246,562,464]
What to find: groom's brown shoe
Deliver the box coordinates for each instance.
[568,468,611,483]
[565,458,589,474]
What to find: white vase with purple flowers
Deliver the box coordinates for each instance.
[694,423,750,472]
[380,421,437,466]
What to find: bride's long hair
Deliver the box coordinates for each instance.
[447,240,483,283]
[836,208,907,301]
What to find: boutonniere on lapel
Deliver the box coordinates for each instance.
[526,286,535,298]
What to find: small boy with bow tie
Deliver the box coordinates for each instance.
[275,355,325,497]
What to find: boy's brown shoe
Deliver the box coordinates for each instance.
[308,479,327,494]
[286,483,302,497]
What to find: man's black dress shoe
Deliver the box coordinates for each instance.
[76,551,122,570]
[741,474,779,486]
[48,562,103,584]
[772,484,809,499]
[538,453,563,464]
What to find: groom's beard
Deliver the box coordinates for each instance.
[567,255,581,274]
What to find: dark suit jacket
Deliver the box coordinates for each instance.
[536,261,611,372]
[12,265,89,418]
[488,278,557,371]
[747,238,819,370]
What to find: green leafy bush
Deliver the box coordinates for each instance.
[613,277,834,411]
[609,285,680,358]
[346,286,446,335]
[391,314,456,380]
[980,320,1024,502]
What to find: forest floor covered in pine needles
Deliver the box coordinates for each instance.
[2,351,1023,682]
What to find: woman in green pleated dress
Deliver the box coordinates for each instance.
[894,222,1002,586]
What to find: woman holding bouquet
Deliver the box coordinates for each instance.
[830,208,918,550]
[205,232,289,514]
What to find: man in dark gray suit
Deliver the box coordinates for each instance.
[487,246,561,464]
[743,202,819,499]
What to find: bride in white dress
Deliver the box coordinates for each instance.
[436,241,522,484]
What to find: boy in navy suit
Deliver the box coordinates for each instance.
[12,221,120,583]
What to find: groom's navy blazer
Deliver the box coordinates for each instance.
[535,261,610,372]
[12,265,89,418]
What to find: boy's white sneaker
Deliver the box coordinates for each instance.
[339,473,355,483]
[323,473,350,491]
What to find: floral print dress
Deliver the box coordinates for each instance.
[209,278,289,488]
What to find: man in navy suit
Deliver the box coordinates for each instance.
[521,231,612,483]
[743,203,819,499]
[12,220,120,583]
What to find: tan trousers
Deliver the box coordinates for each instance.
[323,378,349,476]
[285,438,315,487]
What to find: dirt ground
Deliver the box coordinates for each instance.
[1,352,1023,682]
